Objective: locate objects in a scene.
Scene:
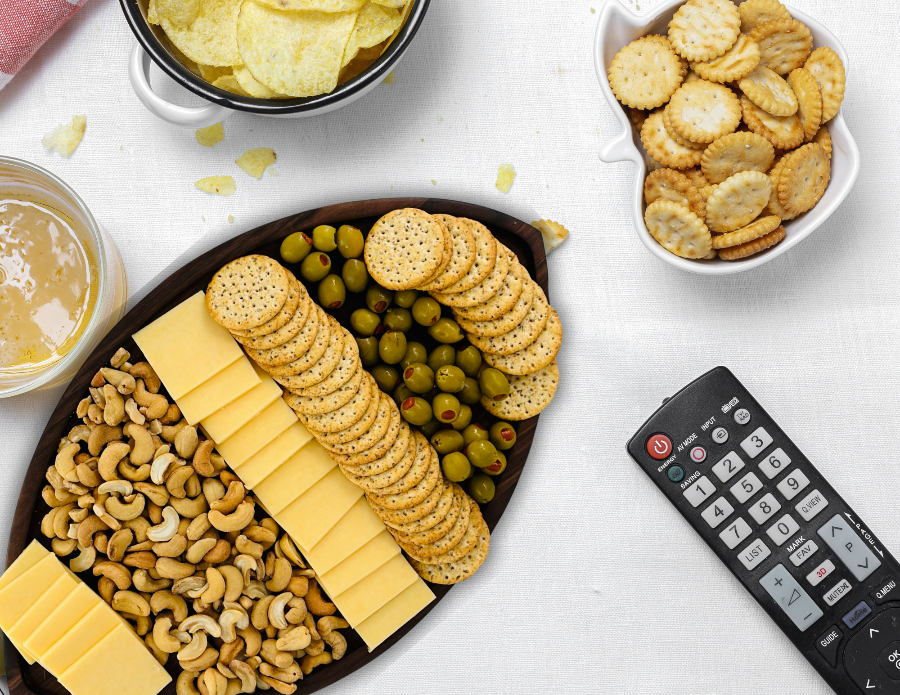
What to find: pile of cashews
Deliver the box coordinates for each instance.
[42,347,349,694]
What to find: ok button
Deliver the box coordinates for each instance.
[879,642,900,681]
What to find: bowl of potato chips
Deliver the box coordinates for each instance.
[122,0,427,127]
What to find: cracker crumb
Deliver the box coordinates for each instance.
[495,163,516,193]
[531,219,570,253]
[42,115,86,157]
[195,122,224,147]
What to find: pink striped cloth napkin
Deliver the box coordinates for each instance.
[0,0,89,91]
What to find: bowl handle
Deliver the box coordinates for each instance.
[128,43,234,129]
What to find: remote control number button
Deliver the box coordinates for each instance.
[789,540,819,567]
[730,471,763,504]
[738,538,771,570]
[646,434,673,460]
[740,427,773,458]
[701,496,734,529]
[711,451,745,483]
[758,447,791,479]
[776,469,810,501]
[795,489,828,521]
[748,493,782,525]
[817,514,882,581]
[815,625,843,668]
[711,427,728,444]
[767,514,800,546]
[719,517,752,549]
[734,408,751,425]
[823,579,852,607]
[682,476,715,508]
[759,563,823,632]
[806,559,836,587]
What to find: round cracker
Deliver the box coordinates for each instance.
[313,385,381,444]
[667,0,740,63]
[640,110,704,170]
[763,157,799,221]
[232,291,312,350]
[682,167,710,189]
[437,220,497,294]
[370,470,443,526]
[740,96,804,150]
[786,68,822,142]
[700,131,774,184]
[293,330,359,397]
[409,505,490,582]
[265,308,333,375]
[482,359,559,421]
[812,127,832,158]
[303,372,375,433]
[453,262,526,322]
[363,208,446,290]
[777,143,830,215]
[738,0,790,33]
[231,275,302,340]
[738,65,798,117]
[457,278,535,338]
[662,106,707,150]
[607,35,685,110]
[419,215,477,291]
[644,199,712,259]
[399,490,470,559]
[367,438,441,509]
[360,430,429,492]
[718,225,786,260]
[341,422,413,481]
[483,308,562,376]
[283,358,361,416]
[643,168,707,218]
[331,399,402,465]
[750,18,812,75]
[392,487,462,547]
[705,170,772,233]
[384,481,454,533]
[277,316,346,393]
[468,283,550,356]
[711,215,782,249]
[415,216,453,288]
[804,47,845,123]
[691,33,760,83]
[432,246,510,308]
[667,80,742,144]
[322,390,392,454]
[413,496,483,566]
[206,255,290,331]
[250,303,322,368]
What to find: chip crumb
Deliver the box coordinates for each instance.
[228,215,235,223]
[431,179,436,185]
[236,147,276,179]
[195,176,235,196]
[268,167,279,177]
[42,115,86,157]
[195,122,225,147]
[495,163,516,193]
[531,219,570,253]
[591,6,595,12]
[383,70,395,84]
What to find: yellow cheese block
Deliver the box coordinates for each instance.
[177,357,261,425]
[41,602,121,677]
[236,421,314,489]
[200,366,281,442]
[216,398,297,468]
[277,466,363,549]
[305,497,386,575]
[355,579,436,651]
[59,623,171,695]
[332,553,419,628]
[318,530,401,598]
[132,292,244,400]
[0,540,49,593]
[24,582,101,659]
[7,572,79,664]
[0,554,67,630]
[253,440,337,515]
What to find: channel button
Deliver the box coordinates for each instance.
[817,514,882,582]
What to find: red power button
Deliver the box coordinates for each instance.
[646,434,673,460]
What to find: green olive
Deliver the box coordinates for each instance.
[458,377,482,405]
[462,424,489,447]
[383,307,413,333]
[350,308,381,337]
[432,393,461,423]
[401,342,428,370]
[394,289,419,309]
[317,274,345,309]
[483,450,507,476]
[450,404,472,431]
[428,317,464,343]
[280,232,313,264]
[356,337,379,367]
[427,345,455,373]
[300,252,332,282]
[336,224,364,259]
[366,286,393,313]
[478,368,510,401]
[412,297,441,326]
[431,430,465,455]
[455,346,482,378]
[435,365,465,393]
[465,440,498,469]
[402,362,434,394]
[468,473,495,503]
[441,452,472,483]
[400,397,432,426]
[371,365,400,393]
[490,421,516,451]
[311,225,337,252]
[341,259,369,293]
[419,418,442,438]
[378,330,407,365]
[393,383,414,406]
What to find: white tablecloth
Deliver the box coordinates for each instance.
[1,0,899,691]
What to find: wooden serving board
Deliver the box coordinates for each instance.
[5,198,548,695]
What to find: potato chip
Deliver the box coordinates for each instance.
[195,176,236,195]
[195,122,225,147]
[162,36,202,76]
[198,64,233,83]
[342,2,404,67]
[161,0,242,67]
[42,115,86,157]
[156,0,200,28]
[372,0,406,7]
[383,70,396,84]
[148,0,160,24]
[383,0,413,52]
[256,0,367,9]
[236,148,277,179]
[234,64,283,98]
[495,164,516,193]
[237,1,358,97]
[212,74,250,96]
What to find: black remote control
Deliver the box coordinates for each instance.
[627,367,900,694]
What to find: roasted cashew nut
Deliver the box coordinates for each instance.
[178,631,209,662]
[103,384,126,426]
[322,630,347,660]
[304,580,335,616]
[201,567,227,605]
[88,424,123,457]
[208,500,254,533]
[229,660,257,694]
[112,590,151,617]
[259,639,292,669]
[69,544,97,572]
[100,367,136,395]
[99,442,131,481]
[210,481,245,515]
[267,592,292,630]
[316,616,349,636]
[275,625,311,652]
[105,493,146,521]
[173,576,207,596]
[150,590,189,623]
[148,505,180,542]
[154,533,188,558]
[151,452,180,485]
[125,423,155,466]
[180,614,223,639]
[93,560,132,590]
[299,652,332,676]
[186,537,217,564]
[156,557,197,580]
[219,608,250,643]
[130,363,161,393]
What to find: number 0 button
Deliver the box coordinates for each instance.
[740,427,773,458]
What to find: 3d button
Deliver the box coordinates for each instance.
[646,434,672,460]
[734,408,751,425]
[712,427,728,444]
[815,625,842,668]
[878,642,900,681]
[690,446,707,463]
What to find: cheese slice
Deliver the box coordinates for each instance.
[7,572,79,664]
[59,623,171,695]
[41,602,121,677]
[277,466,363,549]
[237,421,314,489]
[216,398,297,468]
[200,366,282,442]
[132,292,243,400]
[0,540,50,592]
[332,553,420,627]
[0,554,67,629]
[177,357,261,425]
[318,530,401,598]
[24,582,101,659]
[305,497,386,575]
[355,579,435,651]
[252,440,336,515]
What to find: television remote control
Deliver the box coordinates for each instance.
[627,367,900,694]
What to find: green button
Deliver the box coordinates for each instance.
[668,465,685,483]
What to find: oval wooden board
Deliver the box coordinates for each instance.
[5,198,548,695]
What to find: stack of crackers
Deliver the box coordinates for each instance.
[363,208,561,421]
[206,254,491,584]
[607,0,846,261]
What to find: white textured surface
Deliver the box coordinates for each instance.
[0,0,898,692]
